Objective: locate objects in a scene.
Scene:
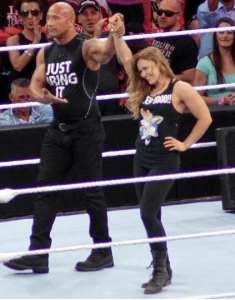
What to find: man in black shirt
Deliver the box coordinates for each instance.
[78,0,121,115]
[151,0,198,85]
[3,2,123,274]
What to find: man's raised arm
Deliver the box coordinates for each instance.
[82,13,125,70]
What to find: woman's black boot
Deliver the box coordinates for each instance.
[143,250,170,294]
[142,251,172,288]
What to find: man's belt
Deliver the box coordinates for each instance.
[53,116,88,132]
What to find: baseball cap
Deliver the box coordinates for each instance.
[78,0,100,13]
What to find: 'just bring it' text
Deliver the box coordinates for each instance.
[46,61,78,98]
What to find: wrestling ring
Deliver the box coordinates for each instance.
[1,27,235,299]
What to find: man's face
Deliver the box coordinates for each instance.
[157,1,181,31]
[46,5,72,40]
[19,1,43,30]
[78,6,101,36]
[9,86,31,113]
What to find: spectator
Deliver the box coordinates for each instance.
[142,0,186,33]
[78,0,121,115]
[187,14,200,49]
[197,0,235,59]
[6,0,48,81]
[194,17,235,106]
[106,0,144,26]
[151,0,198,85]
[0,78,53,126]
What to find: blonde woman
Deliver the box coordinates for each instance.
[109,15,212,295]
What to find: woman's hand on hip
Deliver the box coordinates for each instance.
[164,136,187,152]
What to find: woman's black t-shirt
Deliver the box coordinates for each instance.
[134,80,182,169]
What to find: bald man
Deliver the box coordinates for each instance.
[151,0,198,85]
[3,2,123,274]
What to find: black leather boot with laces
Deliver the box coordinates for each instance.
[143,250,170,294]
[75,247,114,271]
[3,254,49,273]
[141,251,172,288]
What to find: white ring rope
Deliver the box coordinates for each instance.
[0,26,234,53]
[0,142,216,169]
[0,228,235,263]
[0,82,235,110]
[0,167,234,204]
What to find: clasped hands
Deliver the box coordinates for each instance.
[108,13,125,38]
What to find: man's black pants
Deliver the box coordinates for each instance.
[29,115,111,251]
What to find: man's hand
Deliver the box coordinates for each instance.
[32,88,68,104]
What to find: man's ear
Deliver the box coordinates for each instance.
[9,93,14,103]
[177,12,182,22]
[68,16,75,27]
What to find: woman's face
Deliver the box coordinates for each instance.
[137,59,161,86]
[19,2,43,30]
[216,22,234,48]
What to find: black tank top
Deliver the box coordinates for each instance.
[13,32,47,80]
[44,34,100,123]
[134,80,182,168]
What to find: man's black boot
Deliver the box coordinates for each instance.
[3,254,49,273]
[75,248,114,271]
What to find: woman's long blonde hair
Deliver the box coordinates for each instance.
[126,46,177,118]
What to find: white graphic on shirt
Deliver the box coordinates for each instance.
[46,61,79,98]
[143,94,172,105]
[7,6,21,27]
[152,40,175,62]
[139,108,163,145]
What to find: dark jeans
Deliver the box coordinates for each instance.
[29,115,111,251]
[134,158,180,252]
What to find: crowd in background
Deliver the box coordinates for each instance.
[0,0,235,126]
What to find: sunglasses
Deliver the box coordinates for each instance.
[156,9,180,17]
[19,9,40,17]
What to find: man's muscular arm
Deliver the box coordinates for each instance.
[82,34,115,70]
[82,14,125,70]
[30,47,68,104]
